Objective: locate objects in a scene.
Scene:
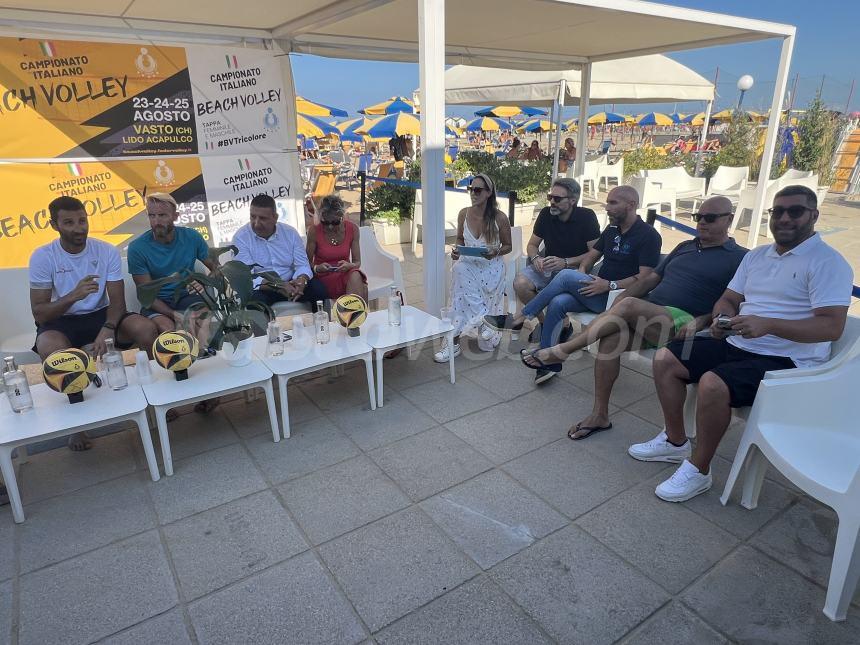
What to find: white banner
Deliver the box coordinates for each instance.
[186,45,289,155]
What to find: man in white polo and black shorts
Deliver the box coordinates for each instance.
[629,185,854,502]
[29,196,159,450]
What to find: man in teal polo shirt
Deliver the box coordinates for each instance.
[128,192,221,412]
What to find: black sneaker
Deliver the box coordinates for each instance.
[534,368,557,385]
[483,314,524,332]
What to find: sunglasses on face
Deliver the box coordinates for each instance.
[767,205,813,219]
[467,186,486,194]
[322,218,342,228]
[691,212,732,223]
[547,194,568,203]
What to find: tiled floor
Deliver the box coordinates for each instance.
[3,335,859,645]
[4,192,860,643]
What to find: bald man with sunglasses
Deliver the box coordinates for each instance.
[522,195,747,441]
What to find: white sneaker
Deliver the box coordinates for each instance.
[628,431,692,463]
[434,343,461,363]
[655,460,713,502]
[478,322,496,341]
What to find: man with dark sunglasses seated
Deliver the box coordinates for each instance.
[630,185,853,502]
[519,195,746,440]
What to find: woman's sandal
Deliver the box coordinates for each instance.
[520,349,563,373]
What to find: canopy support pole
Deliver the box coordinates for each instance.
[547,101,556,159]
[574,62,592,204]
[748,34,794,245]
[694,99,713,176]
[551,79,567,178]
[418,0,446,315]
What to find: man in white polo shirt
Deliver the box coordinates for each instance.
[232,193,328,310]
[29,196,159,450]
[629,185,854,502]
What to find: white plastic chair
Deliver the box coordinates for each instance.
[720,352,860,621]
[597,157,624,192]
[631,176,676,222]
[359,226,406,305]
[572,159,603,198]
[692,165,749,210]
[641,166,706,200]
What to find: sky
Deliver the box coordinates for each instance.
[290,0,860,120]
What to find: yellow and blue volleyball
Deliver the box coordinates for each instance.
[42,348,97,395]
[335,294,367,329]
[152,330,199,372]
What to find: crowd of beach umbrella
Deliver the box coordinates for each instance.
[295,94,772,143]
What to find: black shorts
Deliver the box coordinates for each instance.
[666,336,796,408]
[140,293,206,318]
[34,308,139,351]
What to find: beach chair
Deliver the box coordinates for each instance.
[691,165,749,210]
[359,226,407,306]
[310,165,337,202]
[596,157,624,192]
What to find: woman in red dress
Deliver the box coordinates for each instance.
[306,194,368,301]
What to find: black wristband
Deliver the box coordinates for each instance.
[102,321,116,330]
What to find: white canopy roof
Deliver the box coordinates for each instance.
[444,55,715,106]
[0,1,792,68]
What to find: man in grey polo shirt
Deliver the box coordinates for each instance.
[631,185,853,502]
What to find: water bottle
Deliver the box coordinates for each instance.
[314,301,330,344]
[3,356,33,413]
[388,286,402,326]
[267,320,284,356]
[102,338,128,390]
[293,317,305,344]
[134,350,153,384]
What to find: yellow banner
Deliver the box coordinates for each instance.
[0,158,204,268]
[0,37,192,158]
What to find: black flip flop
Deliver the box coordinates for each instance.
[568,423,613,440]
[520,349,562,373]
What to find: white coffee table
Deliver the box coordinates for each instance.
[253,325,376,438]
[0,367,157,523]
[141,355,278,476]
[363,306,455,408]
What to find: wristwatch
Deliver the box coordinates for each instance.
[608,281,618,290]
[102,321,116,330]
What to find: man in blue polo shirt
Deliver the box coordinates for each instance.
[631,185,852,502]
[493,185,661,384]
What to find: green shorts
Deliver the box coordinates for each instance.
[642,306,694,349]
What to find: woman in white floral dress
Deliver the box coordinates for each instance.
[435,173,513,362]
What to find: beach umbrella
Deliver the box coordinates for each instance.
[296,113,341,138]
[669,113,686,123]
[295,96,348,118]
[359,96,417,115]
[711,108,758,121]
[463,116,514,132]
[587,112,626,125]
[475,105,548,118]
[682,112,706,126]
[358,112,421,138]
[446,125,462,137]
[636,112,675,126]
[564,117,579,131]
[516,118,557,133]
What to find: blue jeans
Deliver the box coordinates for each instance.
[522,269,609,348]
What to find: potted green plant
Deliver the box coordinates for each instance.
[136,246,276,367]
